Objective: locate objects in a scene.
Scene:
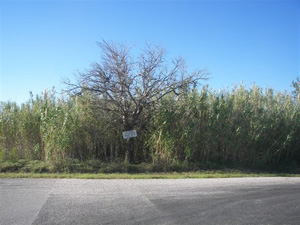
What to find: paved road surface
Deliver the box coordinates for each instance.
[1,177,300,225]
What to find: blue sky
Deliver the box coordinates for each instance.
[1,0,299,104]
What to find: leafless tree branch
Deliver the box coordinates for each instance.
[64,40,208,163]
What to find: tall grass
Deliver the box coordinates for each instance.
[1,85,299,170]
[149,85,300,169]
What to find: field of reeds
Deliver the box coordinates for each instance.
[1,84,299,172]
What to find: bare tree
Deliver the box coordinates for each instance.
[292,77,300,99]
[65,40,208,163]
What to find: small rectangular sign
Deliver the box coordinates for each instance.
[122,130,137,139]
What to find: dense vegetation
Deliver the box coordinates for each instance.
[1,84,299,171]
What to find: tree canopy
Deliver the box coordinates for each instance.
[65,41,208,163]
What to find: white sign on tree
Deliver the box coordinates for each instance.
[122,130,137,139]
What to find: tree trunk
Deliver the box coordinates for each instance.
[110,142,114,162]
[125,138,134,164]
[123,115,135,164]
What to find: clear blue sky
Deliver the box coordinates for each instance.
[1,0,299,104]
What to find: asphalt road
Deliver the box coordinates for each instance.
[1,177,300,225]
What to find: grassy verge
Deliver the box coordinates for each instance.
[1,171,300,179]
[1,159,299,179]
